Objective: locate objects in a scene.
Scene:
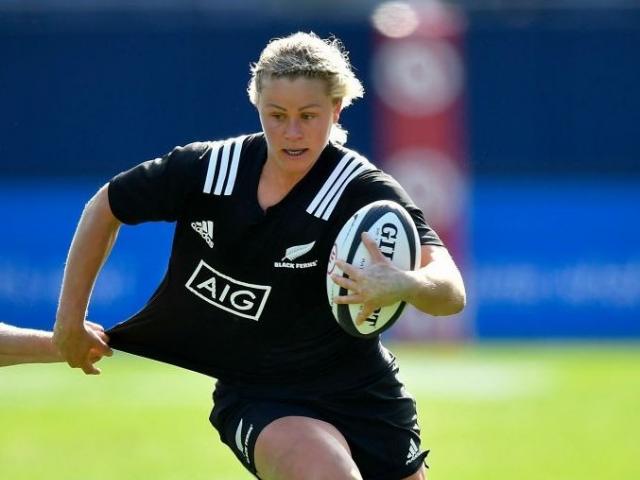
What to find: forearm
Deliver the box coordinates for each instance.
[404,267,465,316]
[404,248,466,316]
[53,185,119,374]
[0,324,60,365]
[56,185,121,327]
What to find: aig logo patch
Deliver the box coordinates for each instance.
[185,260,271,321]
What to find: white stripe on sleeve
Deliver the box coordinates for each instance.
[203,141,222,194]
[306,152,356,216]
[213,141,232,195]
[224,136,245,196]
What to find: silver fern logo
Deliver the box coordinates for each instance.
[282,241,315,261]
[274,241,317,269]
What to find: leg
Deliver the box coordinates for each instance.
[254,416,362,480]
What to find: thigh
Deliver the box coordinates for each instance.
[254,416,361,480]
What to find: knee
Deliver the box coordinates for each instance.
[402,465,427,480]
[269,445,360,480]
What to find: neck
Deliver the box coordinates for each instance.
[257,158,308,211]
[262,156,311,190]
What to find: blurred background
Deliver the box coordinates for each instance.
[1,0,639,340]
[1,2,639,480]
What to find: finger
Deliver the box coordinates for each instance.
[332,294,363,304]
[66,359,81,369]
[82,364,101,375]
[362,232,386,262]
[85,321,105,332]
[88,350,111,364]
[89,332,114,357]
[335,260,359,278]
[330,273,359,292]
[89,346,112,361]
[83,352,104,374]
[95,330,112,347]
[356,305,375,325]
[87,346,113,361]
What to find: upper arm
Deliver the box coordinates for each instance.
[420,244,465,294]
[420,244,466,308]
[95,184,122,228]
[420,244,455,268]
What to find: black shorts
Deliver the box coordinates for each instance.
[209,366,429,480]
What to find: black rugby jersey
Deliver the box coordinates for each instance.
[107,133,443,388]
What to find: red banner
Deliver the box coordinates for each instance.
[372,1,470,340]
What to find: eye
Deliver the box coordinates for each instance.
[301,112,317,120]
[270,113,285,120]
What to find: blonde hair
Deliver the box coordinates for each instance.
[248,32,364,144]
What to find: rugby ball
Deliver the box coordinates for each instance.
[326,200,421,338]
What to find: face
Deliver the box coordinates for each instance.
[257,76,341,178]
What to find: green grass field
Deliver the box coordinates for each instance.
[1,343,639,479]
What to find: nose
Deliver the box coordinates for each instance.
[284,118,303,141]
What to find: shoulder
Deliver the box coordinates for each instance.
[172,132,262,162]
[164,133,260,186]
[323,144,422,216]
[328,142,377,171]
[201,132,264,167]
[169,141,211,157]
[242,132,266,149]
[326,144,404,191]
[321,142,383,195]
[305,143,379,221]
[200,132,262,195]
[327,143,405,196]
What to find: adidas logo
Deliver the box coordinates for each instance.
[405,438,421,465]
[191,220,214,248]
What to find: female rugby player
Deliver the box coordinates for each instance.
[54,32,465,480]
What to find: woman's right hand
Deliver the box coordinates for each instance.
[53,318,113,375]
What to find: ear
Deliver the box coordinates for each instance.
[332,99,343,123]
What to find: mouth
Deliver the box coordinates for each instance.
[283,148,308,157]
